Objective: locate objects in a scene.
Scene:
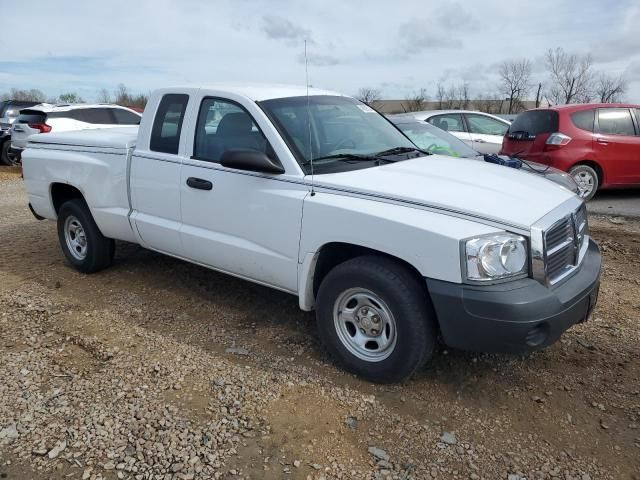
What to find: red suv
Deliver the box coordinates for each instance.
[501,104,640,200]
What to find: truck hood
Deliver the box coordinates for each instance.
[312,155,576,230]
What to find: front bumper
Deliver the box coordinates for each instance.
[427,239,601,353]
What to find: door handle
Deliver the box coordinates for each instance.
[596,138,608,145]
[475,139,486,143]
[186,177,213,190]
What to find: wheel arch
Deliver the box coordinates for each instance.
[570,160,604,187]
[50,183,86,215]
[299,241,426,311]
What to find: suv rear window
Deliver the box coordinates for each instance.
[16,110,47,125]
[571,109,595,132]
[508,110,559,137]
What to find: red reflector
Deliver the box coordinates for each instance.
[28,123,52,133]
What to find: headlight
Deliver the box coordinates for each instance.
[464,233,528,282]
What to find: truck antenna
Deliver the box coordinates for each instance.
[305,39,315,196]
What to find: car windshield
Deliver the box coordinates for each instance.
[259,95,418,174]
[393,121,478,158]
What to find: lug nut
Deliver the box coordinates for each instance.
[371,329,378,335]
[372,315,380,323]
[362,308,368,315]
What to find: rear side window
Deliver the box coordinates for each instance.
[75,108,114,124]
[427,114,465,132]
[508,110,559,136]
[111,108,141,125]
[597,108,635,136]
[465,114,509,136]
[571,109,595,132]
[150,94,189,154]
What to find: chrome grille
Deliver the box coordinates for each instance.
[545,216,577,281]
[542,204,589,284]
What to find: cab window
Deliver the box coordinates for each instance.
[150,94,189,154]
[193,98,271,163]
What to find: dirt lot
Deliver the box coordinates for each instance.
[0,168,639,480]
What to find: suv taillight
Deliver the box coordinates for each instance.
[544,132,571,149]
[28,123,52,133]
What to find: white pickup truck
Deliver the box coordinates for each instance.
[22,85,601,382]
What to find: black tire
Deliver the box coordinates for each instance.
[316,255,437,383]
[57,199,115,273]
[569,164,599,201]
[0,140,15,166]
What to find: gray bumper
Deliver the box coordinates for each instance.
[427,239,601,353]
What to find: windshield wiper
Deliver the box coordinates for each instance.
[305,153,387,165]
[374,146,431,157]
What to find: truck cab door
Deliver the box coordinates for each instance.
[130,93,189,255]
[179,96,305,292]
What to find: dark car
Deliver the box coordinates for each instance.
[500,104,640,200]
[0,100,40,165]
[390,116,579,195]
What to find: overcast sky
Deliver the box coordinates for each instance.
[1,0,638,102]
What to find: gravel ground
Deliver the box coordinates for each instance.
[0,168,639,480]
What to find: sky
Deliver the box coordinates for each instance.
[0,0,638,102]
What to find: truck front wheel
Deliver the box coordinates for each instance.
[57,199,115,273]
[316,256,436,383]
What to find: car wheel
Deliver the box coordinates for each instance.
[569,165,599,201]
[57,199,115,273]
[0,140,16,166]
[316,256,436,383]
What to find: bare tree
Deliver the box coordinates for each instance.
[459,82,470,110]
[3,88,46,102]
[406,88,429,112]
[545,47,593,104]
[58,92,84,104]
[435,82,446,109]
[97,88,111,103]
[112,84,148,109]
[444,84,456,109]
[356,87,381,106]
[499,59,532,114]
[534,82,543,108]
[595,73,626,103]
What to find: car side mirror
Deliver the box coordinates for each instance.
[220,150,285,174]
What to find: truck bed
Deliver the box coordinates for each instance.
[22,127,139,244]
[27,126,138,150]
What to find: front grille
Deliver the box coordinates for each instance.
[544,205,588,284]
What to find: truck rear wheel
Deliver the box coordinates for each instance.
[316,256,436,383]
[57,199,114,273]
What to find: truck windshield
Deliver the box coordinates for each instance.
[259,95,417,174]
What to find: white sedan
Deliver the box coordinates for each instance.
[394,110,510,154]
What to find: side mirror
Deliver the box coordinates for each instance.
[220,150,285,174]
